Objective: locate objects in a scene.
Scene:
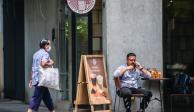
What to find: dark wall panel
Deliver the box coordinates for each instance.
[3,0,25,100]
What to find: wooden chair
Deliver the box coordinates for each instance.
[113,77,144,112]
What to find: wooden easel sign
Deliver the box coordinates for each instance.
[74,55,112,112]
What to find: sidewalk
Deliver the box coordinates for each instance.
[0,99,49,112]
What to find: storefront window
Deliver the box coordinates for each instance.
[163,0,194,111]
[164,0,194,76]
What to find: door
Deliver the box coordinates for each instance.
[71,12,93,101]
[3,0,25,100]
[71,0,103,102]
[58,1,103,102]
[58,2,93,101]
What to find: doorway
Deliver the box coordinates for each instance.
[163,0,194,111]
[71,1,103,102]
[58,1,103,102]
[3,0,25,100]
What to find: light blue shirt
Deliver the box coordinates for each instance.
[31,49,50,86]
[114,64,150,89]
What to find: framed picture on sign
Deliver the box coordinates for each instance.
[74,55,111,111]
[84,55,110,104]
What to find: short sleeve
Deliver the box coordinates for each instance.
[113,66,125,77]
[41,52,50,62]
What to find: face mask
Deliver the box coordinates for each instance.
[47,46,51,52]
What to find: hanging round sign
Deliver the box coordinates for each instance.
[67,0,96,14]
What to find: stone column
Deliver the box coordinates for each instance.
[103,0,163,111]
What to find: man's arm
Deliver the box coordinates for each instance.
[120,66,134,75]
[135,61,151,78]
[114,65,134,77]
[140,67,151,78]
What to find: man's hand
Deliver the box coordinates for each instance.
[120,65,134,75]
[135,62,152,77]
[135,61,143,70]
[126,65,135,70]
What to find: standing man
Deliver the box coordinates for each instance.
[27,39,55,112]
[114,53,152,112]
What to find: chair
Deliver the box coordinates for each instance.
[113,77,144,112]
[170,93,193,112]
[170,73,194,112]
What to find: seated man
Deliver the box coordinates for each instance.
[114,53,152,112]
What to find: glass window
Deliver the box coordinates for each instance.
[164,0,194,76]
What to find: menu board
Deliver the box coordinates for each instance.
[75,55,111,106]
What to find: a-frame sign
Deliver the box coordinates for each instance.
[74,55,112,112]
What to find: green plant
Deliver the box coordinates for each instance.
[76,18,88,40]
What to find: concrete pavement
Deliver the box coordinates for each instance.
[0,99,52,112]
[0,99,73,112]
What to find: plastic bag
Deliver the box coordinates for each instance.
[38,67,60,90]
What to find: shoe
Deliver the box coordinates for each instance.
[140,100,149,109]
[137,109,144,112]
[126,109,131,112]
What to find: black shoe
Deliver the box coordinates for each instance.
[137,109,144,112]
[126,109,131,112]
[140,101,148,110]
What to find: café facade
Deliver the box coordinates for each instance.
[0,0,194,111]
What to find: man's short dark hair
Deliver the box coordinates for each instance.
[127,53,136,59]
[40,38,49,48]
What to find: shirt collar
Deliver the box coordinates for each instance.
[40,48,47,52]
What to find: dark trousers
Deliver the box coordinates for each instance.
[29,86,54,111]
[117,87,152,112]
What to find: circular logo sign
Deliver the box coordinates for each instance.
[67,0,96,14]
